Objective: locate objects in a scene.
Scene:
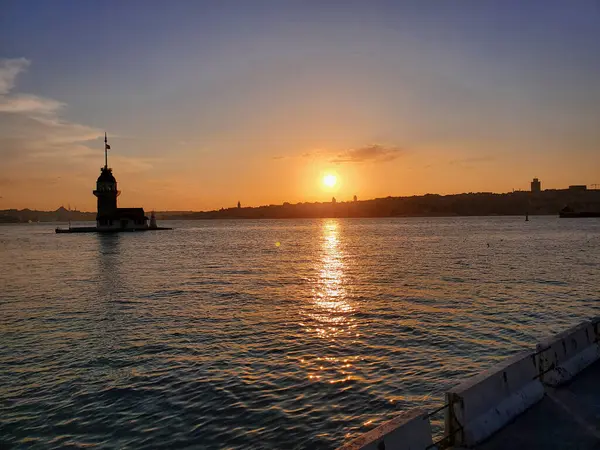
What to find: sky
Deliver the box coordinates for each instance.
[1,0,599,211]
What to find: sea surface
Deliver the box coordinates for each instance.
[1,217,599,449]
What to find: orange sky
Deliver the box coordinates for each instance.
[1,3,599,211]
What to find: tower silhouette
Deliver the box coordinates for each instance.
[93,133,120,220]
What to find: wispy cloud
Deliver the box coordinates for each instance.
[31,116,101,144]
[0,58,29,95]
[330,144,402,163]
[273,144,403,164]
[0,94,64,114]
[0,58,65,115]
[0,57,109,153]
[0,57,158,209]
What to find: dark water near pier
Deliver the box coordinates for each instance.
[1,217,599,449]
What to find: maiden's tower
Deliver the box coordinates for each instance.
[56,134,170,233]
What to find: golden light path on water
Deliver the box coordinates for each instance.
[301,220,360,386]
[3,218,599,449]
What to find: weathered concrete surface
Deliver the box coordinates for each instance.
[462,360,600,450]
[338,408,433,450]
[536,319,600,387]
[445,350,544,447]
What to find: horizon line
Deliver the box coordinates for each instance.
[4,187,598,214]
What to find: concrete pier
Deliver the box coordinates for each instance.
[338,317,600,450]
[338,409,433,450]
[470,360,600,449]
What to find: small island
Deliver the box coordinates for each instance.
[55,134,171,233]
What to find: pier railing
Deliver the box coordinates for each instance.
[338,317,599,450]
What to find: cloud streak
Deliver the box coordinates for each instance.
[0,94,64,114]
[0,57,103,154]
[330,144,402,163]
[0,58,65,115]
[0,57,160,209]
[273,144,403,164]
[0,58,29,95]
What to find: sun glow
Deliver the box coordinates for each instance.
[323,174,337,188]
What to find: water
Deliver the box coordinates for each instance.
[1,217,598,449]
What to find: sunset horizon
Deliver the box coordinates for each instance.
[1,1,599,211]
[3,176,597,214]
[2,3,600,448]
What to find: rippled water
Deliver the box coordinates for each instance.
[1,217,599,449]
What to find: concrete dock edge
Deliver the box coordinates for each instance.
[337,408,434,450]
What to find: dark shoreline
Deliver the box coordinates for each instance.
[3,189,599,223]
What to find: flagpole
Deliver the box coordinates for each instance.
[104,132,108,169]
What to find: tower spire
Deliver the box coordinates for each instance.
[104,132,111,169]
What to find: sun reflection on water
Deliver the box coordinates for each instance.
[301,219,359,384]
[313,220,354,337]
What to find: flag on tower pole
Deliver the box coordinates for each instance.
[103,132,110,169]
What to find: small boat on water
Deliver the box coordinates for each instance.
[559,206,600,218]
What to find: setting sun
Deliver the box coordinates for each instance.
[323,174,337,188]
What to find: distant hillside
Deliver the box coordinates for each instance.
[0,207,95,223]
[161,190,600,220]
[4,190,599,223]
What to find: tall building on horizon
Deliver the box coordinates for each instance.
[531,178,541,193]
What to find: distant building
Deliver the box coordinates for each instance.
[531,178,541,193]
[237,201,241,209]
[353,195,358,202]
[332,197,336,204]
[93,134,148,230]
[568,185,587,191]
